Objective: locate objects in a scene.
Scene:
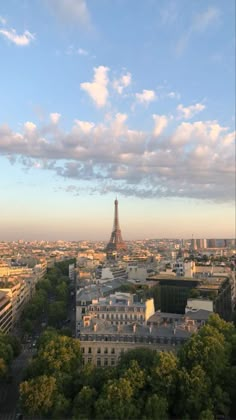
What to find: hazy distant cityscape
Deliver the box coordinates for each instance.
[0,198,235,418]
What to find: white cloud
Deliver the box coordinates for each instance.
[50,113,61,124]
[80,66,109,107]
[171,120,227,145]
[135,89,156,104]
[24,122,37,133]
[0,16,6,25]
[167,91,180,100]
[74,120,94,134]
[177,103,205,120]
[113,72,132,94]
[45,0,91,27]
[152,115,168,137]
[66,45,89,56]
[0,116,234,202]
[0,28,35,46]
[78,47,89,56]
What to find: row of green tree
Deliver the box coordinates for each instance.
[19,313,236,419]
[0,333,21,379]
[21,259,75,334]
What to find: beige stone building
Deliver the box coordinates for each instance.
[0,290,12,333]
[77,291,211,366]
[0,277,31,329]
[79,305,211,366]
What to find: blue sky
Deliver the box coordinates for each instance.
[0,0,235,241]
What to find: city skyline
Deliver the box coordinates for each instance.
[0,0,235,240]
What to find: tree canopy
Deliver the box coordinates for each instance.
[19,313,236,419]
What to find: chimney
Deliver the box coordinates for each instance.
[133,323,136,333]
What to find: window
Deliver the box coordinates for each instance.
[81,348,84,353]
[111,359,115,365]
[88,358,92,363]
[104,348,108,354]
[104,359,108,366]
[97,359,101,367]
[111,348,115,354]
[88,347,92,354]
[97,347,101,353]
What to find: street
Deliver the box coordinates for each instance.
[0,283,76,419]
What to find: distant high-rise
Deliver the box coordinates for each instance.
[208,239,217,248]
[106,199,126,252]
[196,239,207,250]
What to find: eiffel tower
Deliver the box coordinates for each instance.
[106,199,126,252]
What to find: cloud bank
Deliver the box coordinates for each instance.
[0,113,234,202]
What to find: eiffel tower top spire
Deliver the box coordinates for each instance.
[106,199,126,253]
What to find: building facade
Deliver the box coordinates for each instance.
[79,304,211,366]
[0,290,12,333]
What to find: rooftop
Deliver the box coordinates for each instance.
[77,279,130,302]
[79,318,195,340]
[91,292,139,307]
[148,309,212,323]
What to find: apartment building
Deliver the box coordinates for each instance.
[0,258,47,280]
[0,277,30,328]
[79,298,211,366]
[95,263,127,282]
[76,279,131,333]
[0,290,12,333]
[86,292,155,325]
